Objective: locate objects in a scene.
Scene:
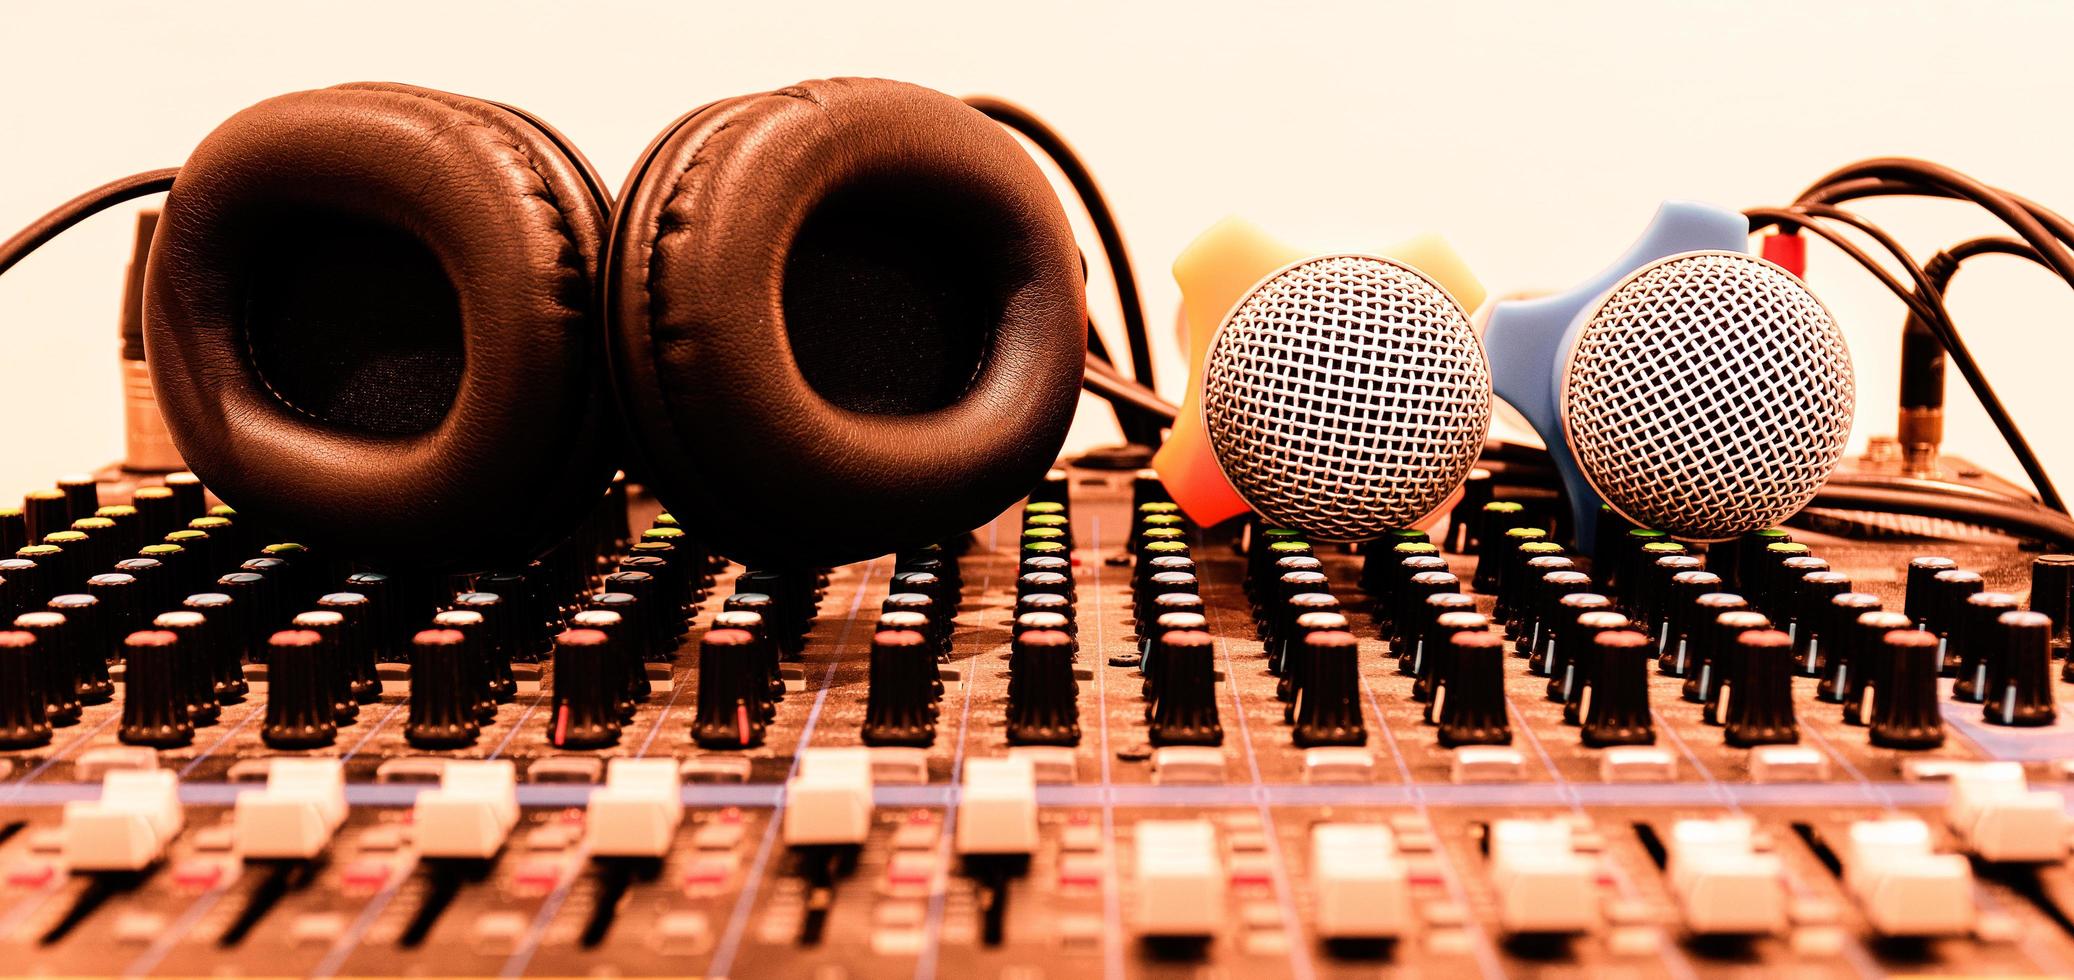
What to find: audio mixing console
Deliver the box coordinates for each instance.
[1,463,2073,979]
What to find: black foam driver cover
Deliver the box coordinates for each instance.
[143,83,617,570]
[605,78,1087,569]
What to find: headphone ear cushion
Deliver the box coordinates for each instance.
[144,83,616,569]
[606,78,1087,568]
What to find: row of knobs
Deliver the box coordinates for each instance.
[0,472,754,754]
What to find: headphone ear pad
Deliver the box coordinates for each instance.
[605,78,1088,569]
[144,83,617,569]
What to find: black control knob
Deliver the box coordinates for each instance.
[48,594,111,709]
[1676,594,1752,699]
[1361,539,1437,602]
[1710,527,1790,592]
[1140,611,1207,709]
[1985,610,2057,727]
[620,550,693,634]
[1952,592,2021,703]
[1437,632,1511,748]
[164,471,206,524]
[1420,611,1490,723]
[1293,630,1365,747]
[719,590,776,673]
[1024,554,1079,599]
[1015,592,1075,634]
[1612,528,1670,601]
[1771,556,1830,626]
[1842,610,1913,726]
[1560,611,1631,723]
[1634,554,1702,643]
[1525,571,1594,673]
[454,592,523,706]
[1148,630,1221,746]
[1815,593,1883,704]
[1392,571,1460,670]
[214,571,276,657]
[1381,554,1449,635]
[431,609,498,724]
[877,611,942,701]
[1471,501,1531,593]
[1411,593,1477,702]
[1485,526,1548,612]
[11,612,71,727]
[118,630,193,747]
[1017,572,1073,612]
[1654,570,1721,669]
[1007,628,1079,746]
[1510,555,1578,642]
[2029,554,2074,661]
[1540,593,1613,691]
[342,572,402,663]
[22,488,70,546]
[317,592,381,705]
[150,610,220,726]
[1752,542,1815,620]
[1272,592,1339,677]
[0,630,50,748]
[1697,610,1771,725]
[403,628,478,749]
[182,592,246,704]
[1722,629,1797,747]
[714,607,781,707]
[1928,569,1984,675]
[692,628,767,749]
[0,558,48,619]
[0,507,25,558]
[1497,540,1564,628]
[1581,629,1655,747]
[547,628,622,749]
[862,630,937,748]
[572,608,645,722]
[1247,538,1310,601]
[891,570,955,654]
[1902,556,1957,629]
[1625,541,1688,625]
[602,570,668,661]
[1282,610,1355,720]
[1869,629,1946,750]
[1788,571,1852,677]
[291,610,357,726]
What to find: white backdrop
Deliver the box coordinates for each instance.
[3,0,2071,504]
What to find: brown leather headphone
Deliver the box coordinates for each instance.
[139,78,1087,570]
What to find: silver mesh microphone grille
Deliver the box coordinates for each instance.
[1201,254,1491,542]
[1562,251,1854,541]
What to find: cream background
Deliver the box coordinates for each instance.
[2,0,2070,503]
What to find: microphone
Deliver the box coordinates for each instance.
[1151,217,1491,541]
[1484,202,1855,549]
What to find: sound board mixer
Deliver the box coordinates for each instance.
[8,75,2074,979]
[0,462,2064,978]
